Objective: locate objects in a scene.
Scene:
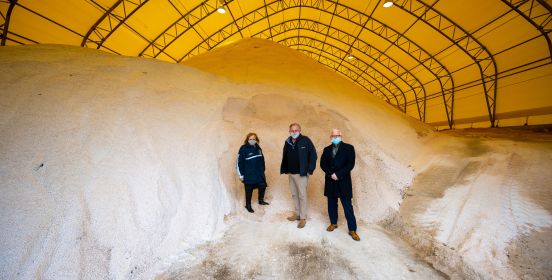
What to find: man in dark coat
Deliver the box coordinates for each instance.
[320,128,360,241]
[280,123,317,228]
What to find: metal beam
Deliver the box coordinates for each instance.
[395,0,497,128]
[177,1,452,126]
[0,0,16,46]
[296,45,393,104]
[82,0,151,50]
[281,36,401,106]
[501,0,552,62]
[272,20,428,114]
[138,0,237,59]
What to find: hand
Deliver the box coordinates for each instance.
[331,173,338,181]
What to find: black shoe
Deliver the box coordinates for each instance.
[259,201,270,205]
[245,206,254,213]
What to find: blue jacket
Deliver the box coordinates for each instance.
[237,144,266,185]
[320,142,355,198]
[280,134,317,176]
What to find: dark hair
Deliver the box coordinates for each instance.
[243,132,259,145]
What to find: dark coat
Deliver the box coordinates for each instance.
[280,135,317,176]
[237,143,266,185]
[320,142,355,198]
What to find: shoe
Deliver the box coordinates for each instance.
[245,206,254,213]
[349,231,360,241]
[326,224,338,232]
[297,219,306,229]
[259,201,270,205]
[287,214,300,221]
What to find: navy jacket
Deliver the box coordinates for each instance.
[320,142,355,198]
[280,135,317,176]
[237,144,266,185]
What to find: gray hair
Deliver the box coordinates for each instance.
[289,123,301,130]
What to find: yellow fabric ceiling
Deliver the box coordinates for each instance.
[1,0,551,129]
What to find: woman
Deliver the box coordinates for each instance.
[237,132,269,213]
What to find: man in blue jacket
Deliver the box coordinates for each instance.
[280,123,317,228]
[320,128,360,241]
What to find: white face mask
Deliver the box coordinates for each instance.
[248,140,257,146]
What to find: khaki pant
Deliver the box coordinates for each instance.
[289,174,308,219]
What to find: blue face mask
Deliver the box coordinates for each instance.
[291,132,300,139]
[331,137,341,145]
[248,140,257,146]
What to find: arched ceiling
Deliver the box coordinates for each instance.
[1,0,551,129]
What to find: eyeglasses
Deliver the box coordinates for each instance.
[289,130,301,133]
[248,138,257,141]
[330,135,342,138]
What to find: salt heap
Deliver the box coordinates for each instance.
[1,38,550,279]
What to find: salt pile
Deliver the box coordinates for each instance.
[1,39,550,279]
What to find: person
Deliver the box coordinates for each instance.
[280,123,317,228]
[320,128,360,241]
[237,132,269,213]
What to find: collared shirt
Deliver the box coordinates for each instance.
[286,140,300,174]
[332,143,340,159]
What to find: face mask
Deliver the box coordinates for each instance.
[248,140,257,146]
[291,132,300,139]
[331,137,341,145]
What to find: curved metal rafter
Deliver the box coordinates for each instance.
[293,42,391,103]
[394,0,497,128]
[292,42,392,104]
[223,0,244,39]
[138,0,237,59]
[274,20,428,119]
[317,0,453,127]
[178,1,453,126]
[167,0,212,50]
[500,0,552,62]
[1,0,17,46]
[280,35,405,107]
[81,0,150,50]
[266,20,427,120]
[295,44,393,104]
[281,36,400,106]
[176,5,454,123]
[317,0,339,62]
[272,20,428,114]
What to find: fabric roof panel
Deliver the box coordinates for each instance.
[163,31,205,61]
[101,27,150,56]
[124,1,183,41]
[8,8,84,45]
[195,12,235,35]
[494,38,549,73]
[380,47,425,74]
[495,66,552,113]
[478,15,541,53]
[404,22,460,56]
[434,0,510,33]
[16,1,97,37]
[1,0,550,128]
[371,2,418,36]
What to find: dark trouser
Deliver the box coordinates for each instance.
[244,183,266,207]
[327,196,357,231]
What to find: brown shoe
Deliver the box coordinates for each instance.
[287,214,300,221]
[349,231,360,241]
[326,224,338,232]
[297,219,306,228]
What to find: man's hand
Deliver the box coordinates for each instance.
[331,173,338,181]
